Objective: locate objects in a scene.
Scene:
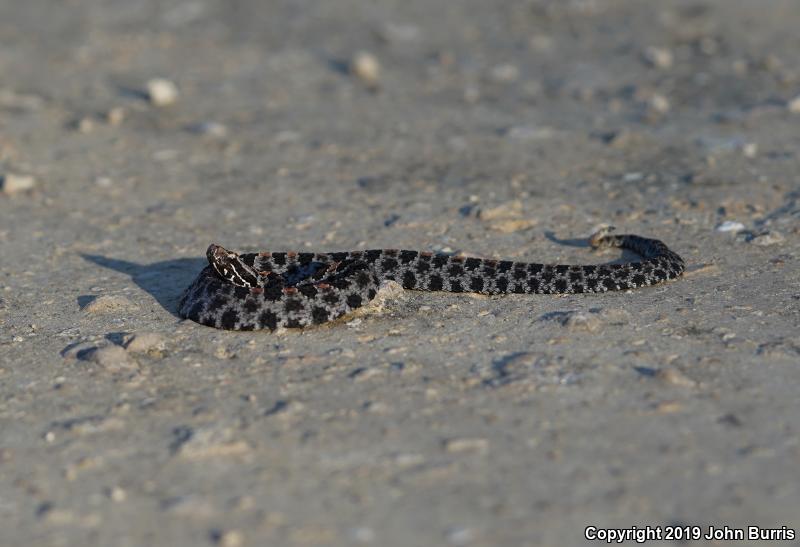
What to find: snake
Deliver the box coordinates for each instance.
[178,228,685,331]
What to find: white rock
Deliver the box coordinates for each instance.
[787,94,800,114]
[350,52,380,86]
[648,93,670,114]
[88,345,135,371]
[562,312,602,333]
[146,78,179,106]
[444,437,489,454]
[643,46,673,69]
[1,173,36,195]
[125,332,167,355]
[216,530,244,547]
[715,221,745,233]
[741,142,758,158]
[106,107,126,125]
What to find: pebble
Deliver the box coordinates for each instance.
[348,526,375,543]
[643,46,673,69]
[124,332,167,355]
[350,51,380,87]
[655,367,696,388]
[188,121,228,138]
[446,526,475,546]
[109,486,127,502]
[741,142,758,158]
[489,218,537,233]
[146,78,179,106]
[490,63,520,83]
[505,126,554,141]
[76,117,95,133]
[480,200,523,221]
[750,231,784,246]
[561,312,602,333]
[87,345,135,371]
[176,427,251,459]
[787,94,800,114]
[715,220,745,233]
[598,308,631,324]
[647,93,671,115]
[106,107,126,125]
[444,437,489,454]
[81,295,138,314]
[214,530,244,547]
[0,173,36,195]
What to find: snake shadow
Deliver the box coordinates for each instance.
[81,254,206,318]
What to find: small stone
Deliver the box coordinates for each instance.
[106,107,126,125]
[81,295,138,314]
[444,437,489,454]
[0,173,36,195]
[654,401,683,414]
[76,117,95,133]
[88,345,135,371]
[490,63,519,83]
[732,59,749,75]
[562,312,602,333]
[350,51,380,87]
[177,427,251,459]
[124,332,167,356]
[109,486,127,502]
[598,308,631,324]
[655,367,696,388]
[348,527,375,543]
[647,93,670,114]
[505,126,554,140]
[750,231,784,246]
[146,78,179,106]
[643,46,673,69]
[715,220,745,233]
[188,121,228,138]
[741,142,758,158]
[489,218,537,233]
[480,200,523,221]
[446,526,475,546]
[788,95,800,114]
[623,172,644,183]
[214,530,244,547]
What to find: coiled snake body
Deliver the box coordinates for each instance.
[179,229,685,331]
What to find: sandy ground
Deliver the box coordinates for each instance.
[1,1,799,546]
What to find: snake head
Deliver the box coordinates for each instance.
[207,244,260,288]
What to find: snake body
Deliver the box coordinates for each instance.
[178,229,685,331]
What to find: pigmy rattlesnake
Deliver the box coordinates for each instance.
[178,228,685,331]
